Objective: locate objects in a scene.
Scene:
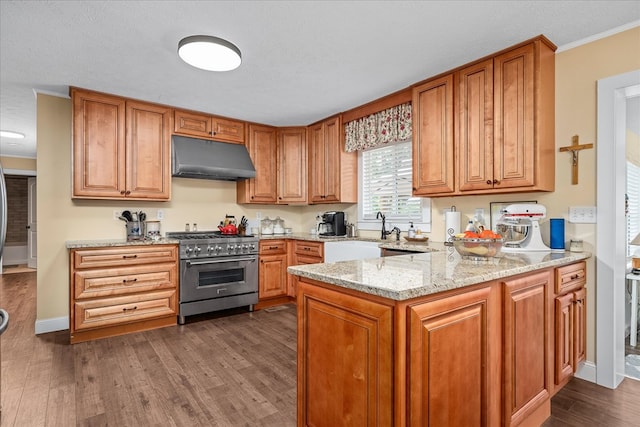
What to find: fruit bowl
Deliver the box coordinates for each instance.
[452,236,504,260]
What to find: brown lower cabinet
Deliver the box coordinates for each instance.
[69,244,178,344]
[258,240,288,299]
[296,263,584,427]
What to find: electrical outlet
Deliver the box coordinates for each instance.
[156,209,164,220]
[113,210,121,220]
[568,206,597,224]
[256,212,262,220]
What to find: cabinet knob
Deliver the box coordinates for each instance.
[120,190,126,195]
[125,190,131,195]
[493,179,499,185]
[486,180,492,185]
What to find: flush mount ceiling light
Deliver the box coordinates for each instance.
[0,130,25,139]
[178,35,242,72]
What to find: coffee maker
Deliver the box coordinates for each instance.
[318,211,347,237]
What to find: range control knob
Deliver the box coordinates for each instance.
[227,244,236,252]
[249,243,256,251]
[185,247,193,255]
[194,246,202,254]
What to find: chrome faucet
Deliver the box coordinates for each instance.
[376,211,393,240]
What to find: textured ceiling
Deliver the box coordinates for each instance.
[1,1,639,159]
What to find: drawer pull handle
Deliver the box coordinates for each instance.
[570,273,582,280]
[122,255,138,259]
[122,306,138,312]
[269,246,279,249]
[304,247,310,251]
[122,278,138,284]
[217,288,228,294]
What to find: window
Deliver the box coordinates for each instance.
[358,140,431,231]
[627,160,640,257]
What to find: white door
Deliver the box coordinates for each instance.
[27,177,36,269]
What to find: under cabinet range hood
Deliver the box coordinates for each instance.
[172,135,256,181]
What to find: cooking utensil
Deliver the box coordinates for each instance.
[139,212,146,222]
[118,216,129,223]
[122,210,133,222]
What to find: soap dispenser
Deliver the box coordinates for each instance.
[408,221,416,238]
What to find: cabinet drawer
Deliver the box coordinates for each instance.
[74,289,177,331]
[294,241,324,258]
[73,245,178,269]
[294,254,323,265]
[259,240,287,255]
[74,262,177,299]
[555,261,586,294]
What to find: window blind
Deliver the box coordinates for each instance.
[627,161,640,256]
[361,141,421,220]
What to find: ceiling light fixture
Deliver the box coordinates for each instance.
[0,130,25,139]
[178,35,242,72]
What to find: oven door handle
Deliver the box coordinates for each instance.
[185,257,257,266]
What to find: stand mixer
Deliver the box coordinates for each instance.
[496,204,551,252]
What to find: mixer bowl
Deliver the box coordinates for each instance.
[496,223,530,246]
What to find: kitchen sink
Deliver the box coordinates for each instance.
[323,240,381,263]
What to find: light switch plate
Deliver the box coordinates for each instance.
[113,210,121,220]
[568,206,597,223]
[156,209,164,220]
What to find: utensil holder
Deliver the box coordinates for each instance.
[126,221,143,241]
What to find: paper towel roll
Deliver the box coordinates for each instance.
[445,211,461,244]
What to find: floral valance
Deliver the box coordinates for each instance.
[344,102,412,152]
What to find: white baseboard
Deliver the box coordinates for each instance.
[575,361,597,383]
[35,316,69,334]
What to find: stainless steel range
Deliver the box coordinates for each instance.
[166,230,259,324]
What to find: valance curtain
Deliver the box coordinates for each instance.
[344,102,412,152]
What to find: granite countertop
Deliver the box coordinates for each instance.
[66,237,179,249]
[288,249,591,301]
[260,233,437,252]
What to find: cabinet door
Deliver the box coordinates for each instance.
[211,117,245,144]
[503,270,552,426]
[259,254,287,299]
[493,43,536,189]
[245,124,278,203]
[72,89,126,198]
[126,101,171,200]
[408,284,500,426]
[458,59,495,191]
[308,122,326,203]
[412,74,455,195]
[174,109,212,138]
[554,292,574,385]
[297,281,393,427]
[322,116,341,202]
[277,127,307,203]
[573,287,586,370]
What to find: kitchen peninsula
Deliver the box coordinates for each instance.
[288,250,590,426]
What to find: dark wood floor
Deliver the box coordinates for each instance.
[2,271,639,426]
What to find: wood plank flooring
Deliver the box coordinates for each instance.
[1,272,296,426]
[2,271,639,426]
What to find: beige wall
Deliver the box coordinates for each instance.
[35,28,640,363]
[0,156,36,171]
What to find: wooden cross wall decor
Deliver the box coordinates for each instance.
[559,135,594,185]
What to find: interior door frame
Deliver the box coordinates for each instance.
[0,168,36,274]
[27,176,37,269]
[596,70,640,389]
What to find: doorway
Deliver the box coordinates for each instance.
[596,70,640,388]
[0,170,36,275]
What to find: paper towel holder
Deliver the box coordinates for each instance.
[444,205,459,246]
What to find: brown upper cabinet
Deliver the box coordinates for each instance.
[72,88,171,201]
[173,108,245,144]
[237,124,278,203]
[277,127,307,204]
[307,115,357,204]
[412,36,556,197]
